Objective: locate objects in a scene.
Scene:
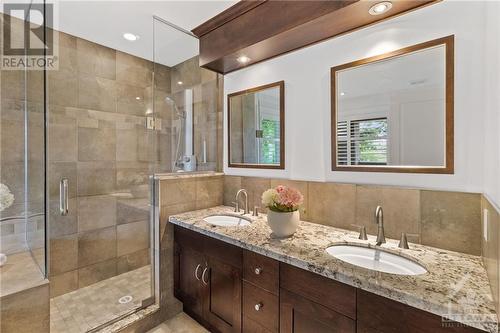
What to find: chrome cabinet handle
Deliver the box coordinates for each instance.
[254,267,262,275]
[254,302,263,311]
[201,267,209,285]
[194,264,202,281]
[59,178,69,216]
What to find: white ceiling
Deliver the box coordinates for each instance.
[337,45,446,99]
[51,0,237,67]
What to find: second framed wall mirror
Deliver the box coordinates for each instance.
[228,81,285,169]
[331,35,454,174]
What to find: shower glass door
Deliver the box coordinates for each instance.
[47,5,156,332]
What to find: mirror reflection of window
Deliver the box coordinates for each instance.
[338,118,388,166]
[228,81,284,169]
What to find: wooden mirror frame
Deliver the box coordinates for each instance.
[227,81,285,169]
[331,35,454,174]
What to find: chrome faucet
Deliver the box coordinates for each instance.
[375,206,386,246]
[235,189,249,215]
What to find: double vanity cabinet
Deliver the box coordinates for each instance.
[173,225,483,333]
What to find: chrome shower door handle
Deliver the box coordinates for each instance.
[59,178,69,216]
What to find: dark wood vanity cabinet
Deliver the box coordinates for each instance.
[174,226,485,333]
[174,226,242,333]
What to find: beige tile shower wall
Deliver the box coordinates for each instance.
[482,196,500,317]
[47,30,172,297]
[0,283,50,333]
[170,56,223,172]
[223,176,482,256]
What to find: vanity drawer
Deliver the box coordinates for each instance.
[243,250,279,294]
[243,281,279,333]
[280,263,356,319]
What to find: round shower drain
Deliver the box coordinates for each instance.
[118,295,133,304]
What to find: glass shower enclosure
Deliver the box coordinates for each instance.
[1,2,219,332]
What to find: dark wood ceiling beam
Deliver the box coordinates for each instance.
[193,0,439,74]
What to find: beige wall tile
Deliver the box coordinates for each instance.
[160,178,196,206]
[78,125,116,161]
[482,196,500,314]
[117,220,149,257]
[48,69,78,107]
[117,248,150,275]
[78,259,117,288]
[78,226,117,267]
[116,51,152,88]
[116,128,139,162]
[50,270,78,298]
[1,284,49,333]
[196,176,223,209]
[223,175,241,206]
[78,195,117,232]
[77,161,116,196]
[421,191,481,255]
[308,182,356,230]
[50,234,78,275]
[271,179,309,220]
[117,198,149,225]
[154,63,171,92]
[77,39,116,80]
[116,82,148,116]
[49,198,77,238]
[355,185,420,240]
[78,75,117,112]
[240,177,271,212]
[1,119,25,163]
[48,162,77,199]
[48,113,77,162]
[160,202,196,250]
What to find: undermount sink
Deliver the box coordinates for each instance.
[326,244,427,276]
[203,214,251,227]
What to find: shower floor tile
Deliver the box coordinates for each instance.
[50,265,151,333]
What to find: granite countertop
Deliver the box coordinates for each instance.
[169,206,498,333]
[153,171,223,180]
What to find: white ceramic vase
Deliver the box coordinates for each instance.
[266,210,300,238]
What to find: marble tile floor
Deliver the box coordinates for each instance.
[50,265,151,333]
[147,312,209,333]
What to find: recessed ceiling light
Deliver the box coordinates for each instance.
[123,33,139,41]
[237,55,251,64]
[340,92,346,96]
[135,96,141,100]
[369,1,392,15]
[177,81,183,85]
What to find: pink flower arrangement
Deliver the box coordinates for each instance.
[262,185,304,212]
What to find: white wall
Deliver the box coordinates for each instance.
[224,1,487,193]
[483,1,500,207]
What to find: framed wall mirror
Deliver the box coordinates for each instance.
[228,81,285,169]
[331,36,454,173]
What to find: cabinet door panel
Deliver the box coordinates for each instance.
[204,256,242,333]
[280,289,355,333]
[176,245,204,318]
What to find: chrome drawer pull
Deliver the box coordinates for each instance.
[194,264,202,281]
[254,302,263,311]
[254,267,262,275]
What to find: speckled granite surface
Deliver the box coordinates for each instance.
[153,171,223,180]
[169,206,498,333]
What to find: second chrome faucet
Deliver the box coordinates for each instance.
[375,205,386,246]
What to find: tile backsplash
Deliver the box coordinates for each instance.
[223,176,482,256]
[481,196,500,317]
